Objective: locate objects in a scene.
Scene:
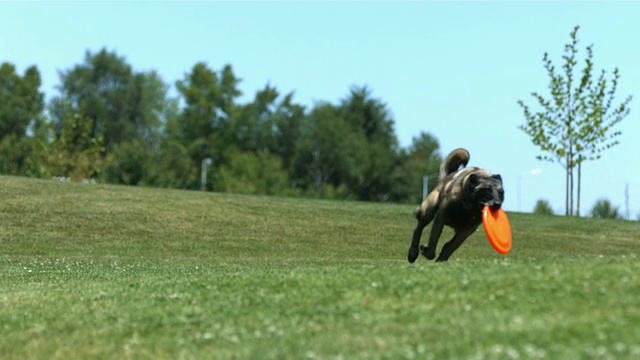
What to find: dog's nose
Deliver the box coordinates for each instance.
[484,199,502,210]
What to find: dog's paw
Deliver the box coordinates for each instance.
[408,246,420,263]
[420,245,435,260]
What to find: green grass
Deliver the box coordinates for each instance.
[1,175,640,359]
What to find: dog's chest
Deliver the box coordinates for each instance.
[441,201,482,230]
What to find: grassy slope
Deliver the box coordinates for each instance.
[1,175,639,359]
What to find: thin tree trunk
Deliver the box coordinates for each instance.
[577,160,581,217]
[565,163,568,217]
[570,162,574,217]
[564,155,571,216]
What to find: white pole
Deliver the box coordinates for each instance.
[422,176,429,199]
[201,158,212,191]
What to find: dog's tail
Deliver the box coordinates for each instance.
[439,148,470,179]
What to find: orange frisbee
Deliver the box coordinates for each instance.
[482,205,512,254]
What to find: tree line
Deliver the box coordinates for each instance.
[0,48,442,204]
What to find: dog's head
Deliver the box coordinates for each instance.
[467,172,504,211]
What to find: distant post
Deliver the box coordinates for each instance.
[625,183,630,220]
[201,158,212,191]
[422,176,429,200]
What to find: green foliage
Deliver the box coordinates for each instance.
[518,26,632,216]
[214,149,299,196]
[293,102,365,198]
[175,62,243,188]
[341,86,398,201]
[589,198,623,220]
[391,131,442,203]
[291,87,403,201]
[101,140,153,185]
[48,96,105,181]
[0,63,44,140]
[271,93,306,172]
[0,63,49,176]
[533,199,555,216]
[156,138,198,189]
[0,134,49,177]
[51,48,168,149]
[2,176,640,359]
[232,84,280,153]
[1,50,438,204]
[175,62,224,147]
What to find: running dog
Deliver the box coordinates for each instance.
[408,148,504,262]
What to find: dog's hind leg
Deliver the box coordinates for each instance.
[435,227,477,262]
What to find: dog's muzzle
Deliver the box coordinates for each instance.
[483,199,503,211]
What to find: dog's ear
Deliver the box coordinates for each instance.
[492,174,502,183]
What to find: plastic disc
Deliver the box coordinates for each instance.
[482,205,512,254]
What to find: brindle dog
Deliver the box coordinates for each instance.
[408,148,504,263]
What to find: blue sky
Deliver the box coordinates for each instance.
[2,1,639,217]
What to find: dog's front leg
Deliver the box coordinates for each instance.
[436,227,476,262]
[421,212,445,260]
[408,190,440,263]
[408,217,430,263]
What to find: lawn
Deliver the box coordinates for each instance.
[1,175,639,359]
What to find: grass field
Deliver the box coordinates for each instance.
[1,175,640,359]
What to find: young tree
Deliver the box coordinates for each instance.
[518,26,632,216]
[49,96,105,181]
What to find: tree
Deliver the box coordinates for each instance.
[175,62,242,189]
[0,134,49,178]
[101,140,152,185]
[214,149,298,196]
[518,26,632,216]
[293,102,364,198]
[232,84,280,153]
[589,198,623,220]
[391,132,441,203]
[340,86,398,201]
[291,86,402,201]
[271,92,306,173]
[232,84,306,174]
[52,48,168,150]
[0,63,47,177]
[48,96,105,181]
[0,63,44,140]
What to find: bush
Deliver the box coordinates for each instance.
[48,102,104,181]
[533,199,555,216]
[214,150,299,197]
[0,134,49,178]
[101,140,151,185]
[589,198,623,220]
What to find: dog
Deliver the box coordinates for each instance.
[408,148,504,263]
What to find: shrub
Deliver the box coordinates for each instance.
[589,198,623,220]
[533,199,555,216]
